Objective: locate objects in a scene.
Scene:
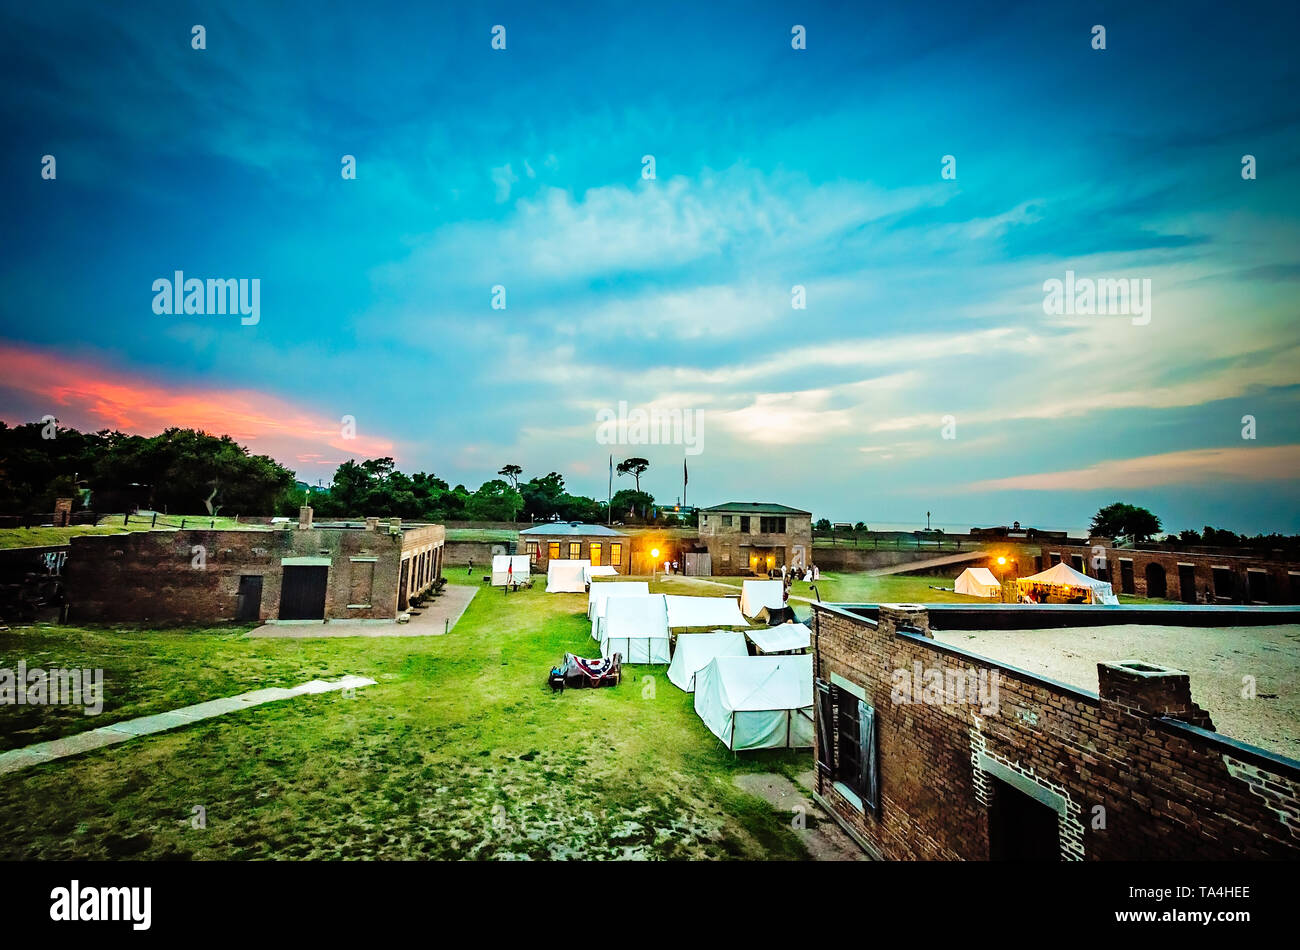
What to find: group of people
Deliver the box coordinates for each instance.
[780,563,819,583]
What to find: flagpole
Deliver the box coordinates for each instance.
[608,454,613,525]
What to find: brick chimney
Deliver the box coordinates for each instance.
[389,517,402,535]
[877,603,931,638]
[365,517,379,531]
[1098,661,1215,730]
[298,505,313,530]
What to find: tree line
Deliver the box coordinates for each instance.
[0,423,676,524]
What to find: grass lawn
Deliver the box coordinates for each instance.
[0,515,263,549]
[0,582,811,860]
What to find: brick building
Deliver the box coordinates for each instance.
[1037,542,1300,604]
[65,507,444,624]
[808,602,1300,860]
[519,522,629,574]
[698,502,813,576]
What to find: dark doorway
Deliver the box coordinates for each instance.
[236,574,263,621]
[1248,571,1268,603]
[1119,560,1135,594]
[1178,565,1196,602]
[279,565,328,620]
[988,776,1060,861]
[1212,567,1234,601]
[1144,563,1167,599]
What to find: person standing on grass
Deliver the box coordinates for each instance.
[468,558,473,576]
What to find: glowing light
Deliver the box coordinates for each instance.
[651,548,660,559]
[997,557,1006,565]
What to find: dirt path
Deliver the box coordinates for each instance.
[734,771,869,860]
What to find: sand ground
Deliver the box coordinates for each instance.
[931,623,1300,760]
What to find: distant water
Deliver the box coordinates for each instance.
[844,520,1090,537]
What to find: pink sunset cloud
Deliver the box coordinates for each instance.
[0,344,397,473]
[967,445,1300,492]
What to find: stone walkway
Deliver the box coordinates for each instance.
[0,675,376,777]
[734,770,870,861]
[247,584,478,638]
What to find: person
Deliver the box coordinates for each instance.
[672,559,679,575]
[780,564,787,580]
[467,558,473,576]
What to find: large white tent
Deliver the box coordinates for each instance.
[583,564,619,585]
[746,622,812,655]
[1017,562,1119,605]
[664,595,748,629]
[546,559,590,593]
[954,567,1001,598]
[491,554,531,587]
[599,594,671,664]
[588,580,650,623]
[667,632,750,692]
[693,655,814,751]
[739,580,785,620]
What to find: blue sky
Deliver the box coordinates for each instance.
[2,0,1298,533]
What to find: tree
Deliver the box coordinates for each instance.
[466,479,523,521]
[814,518,832,532]
[611,488,653,519]
[1090,502,1162,545]
[498,464,523,490]
[616,457,649,493]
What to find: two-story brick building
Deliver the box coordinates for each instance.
[518,522,630,574]
[698,502,813,576]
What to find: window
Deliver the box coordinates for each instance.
[1070,554,1084,573]
[760,516,787,534]
[722,515,733,527]
[701,515,708,526]
[740,516,750,532]
[569,542,582,560]
[589,542,602,566]
[816,679,878,812]
[526,541,539,562]
[610,543,622,566]
[548,542,560,560]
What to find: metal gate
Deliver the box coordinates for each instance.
[279,566,328,620]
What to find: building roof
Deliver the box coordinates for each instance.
[519,522,627,537]
[700,502,811,516]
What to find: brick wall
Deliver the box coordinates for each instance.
[1041,543,1300,603]
[698,512,813,575]
[65,523,443,624]
[810,602,1300,859]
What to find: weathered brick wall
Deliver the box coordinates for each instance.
[1042,543,1300,603]
[810,603,1300,859]
[65,525,423,624]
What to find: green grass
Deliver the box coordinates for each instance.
[0,515,264,549]
[0,583,810,860]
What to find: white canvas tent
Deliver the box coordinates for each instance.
[955,567,1000,598]
[583,564,619,585]
[746,622,811,655]
[1017,562,1119,605]
[491,554,531,587]
[546,559,590,593]
[664,595,748,629]
[588,580,650,624]
[693,655,814,751]
[739,580,785,620]
[599,594,671,664]
[666,631,750,692]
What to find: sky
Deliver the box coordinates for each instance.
[2,0,1298,533]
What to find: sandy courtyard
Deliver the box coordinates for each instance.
[931,623,1300,760]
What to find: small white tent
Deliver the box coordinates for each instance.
[693,655,814,751]
[491,554,531,587]
[664,595,749,629]
[546,559,590,593]
[666,631,749,692]
[746,622,811,655]
[583,564,619,585]
[1017,562,1119,605]
[599,594,671,664]
[954,567,1000,598]
[739,580,785,620]
[588,580,651,623]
